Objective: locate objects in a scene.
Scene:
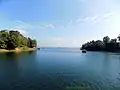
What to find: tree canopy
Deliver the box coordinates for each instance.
[81,35,120,52]
[0,30,37,50]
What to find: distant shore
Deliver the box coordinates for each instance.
[0,48,36,53]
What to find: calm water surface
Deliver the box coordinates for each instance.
[0,48,120,90]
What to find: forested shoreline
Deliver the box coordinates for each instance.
[0,30,37,51]
[81,35,120,52]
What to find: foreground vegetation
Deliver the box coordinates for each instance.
[0,30,37,52]
[81,35,120,52]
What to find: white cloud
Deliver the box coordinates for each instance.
[16,20,46,30]
[76,12,114,24]
[63,20,73,28]
[91,15,99,22]
[103,12,113,18]
[91,16,100,24]
[16,21,32,28]
[84,17,90,21]
[76,18,81,23]
[76,17,91,24]
[15,21,57,30]
[46,24,55,28]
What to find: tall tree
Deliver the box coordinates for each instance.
[0,30,9,49]
[117,34,120,42]
[103,36,110,44]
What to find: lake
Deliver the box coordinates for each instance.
[0,48,120,90]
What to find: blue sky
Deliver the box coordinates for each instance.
[0,0,120,47]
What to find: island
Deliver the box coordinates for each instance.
[0,30,37,52]
[81,35,120,52]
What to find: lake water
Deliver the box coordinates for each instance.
[0,48,120,90]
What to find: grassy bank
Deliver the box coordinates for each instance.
[0,47,36,53]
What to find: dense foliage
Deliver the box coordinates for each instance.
[81,35,120,52]
[0,30,37,50]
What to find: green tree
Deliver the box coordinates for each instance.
[31,39,37,48]
[27,37,31,48]
[117,34,120,42]
[0,30,9,49]
[7,31,20,49]
[103,36,110,44]
[110,39,117,43]
[0,30,37,50]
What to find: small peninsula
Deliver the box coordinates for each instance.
[81,35,120,52]
[0,30,37,52]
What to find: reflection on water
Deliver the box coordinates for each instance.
[0,49,120,90]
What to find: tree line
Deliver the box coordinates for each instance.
[0,30,37,50]
[81,35,120,52]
